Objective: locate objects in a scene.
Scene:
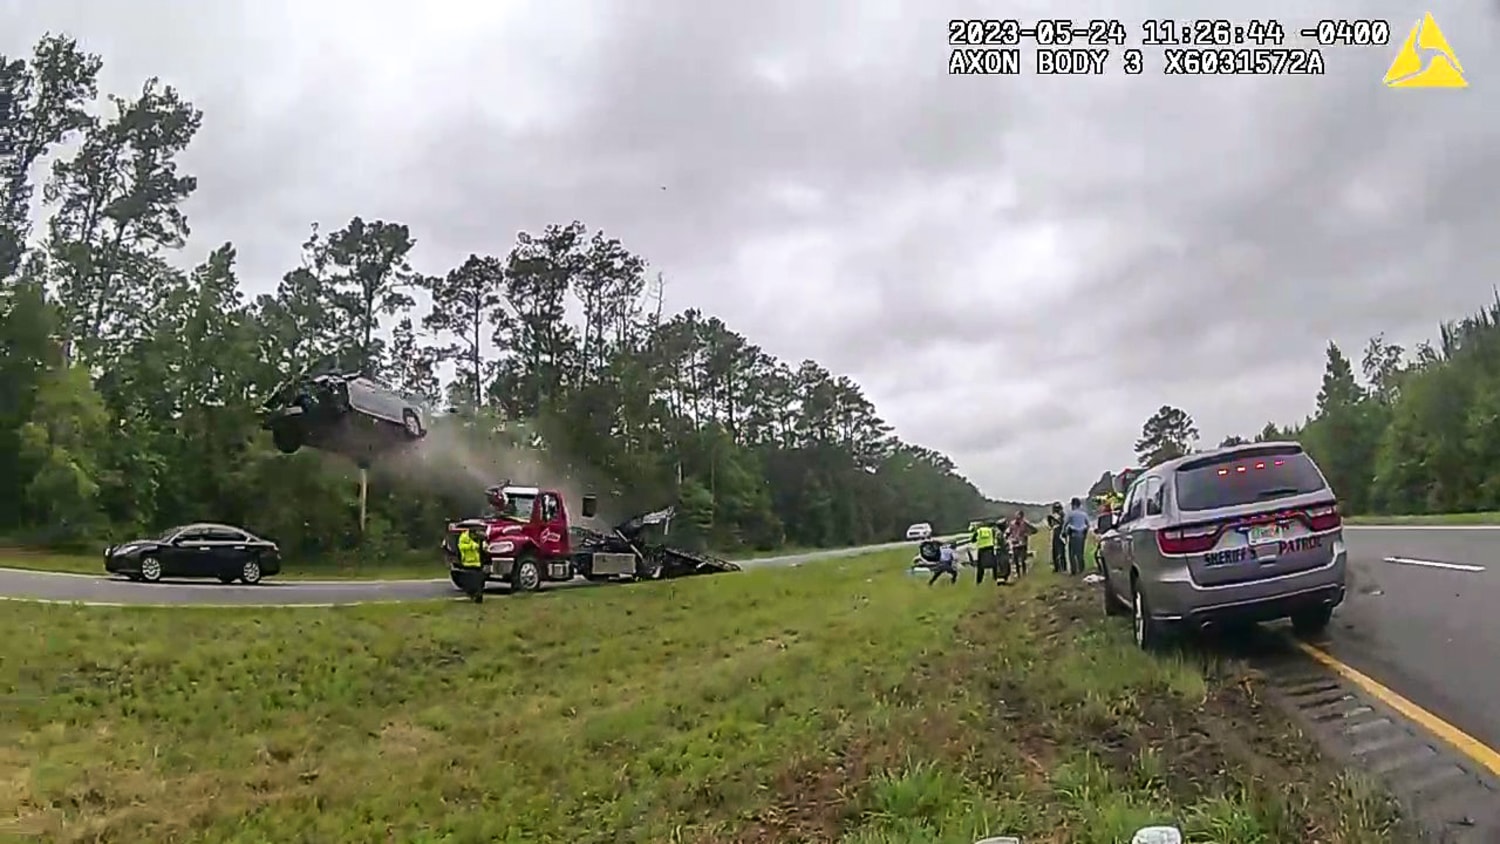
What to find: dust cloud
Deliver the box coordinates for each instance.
[376,418,625,526]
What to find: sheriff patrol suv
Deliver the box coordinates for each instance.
[1095,442,1346,650]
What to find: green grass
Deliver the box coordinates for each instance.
[0,544,1407,843]
[1345,511,1500,525]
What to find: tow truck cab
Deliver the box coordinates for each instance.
[444,486,633,588]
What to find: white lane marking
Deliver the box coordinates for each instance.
[1383,556,1486,572]
[1347,525,1500,531]
[0,567,448,585]
[0,594,447,608]
[0,567,101,579]
[278,578,447,585]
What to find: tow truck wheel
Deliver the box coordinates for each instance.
[512,555,542,592]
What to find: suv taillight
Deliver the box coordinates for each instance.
[1157,524,1221,555]
[1305,504,1342,532]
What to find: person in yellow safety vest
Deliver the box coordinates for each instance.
[970,520,1001,585]
[1095,490,1124,517]
[455,527,487,603]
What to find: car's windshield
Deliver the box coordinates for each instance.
[157,527,182,541]
[1175,449,1327,511]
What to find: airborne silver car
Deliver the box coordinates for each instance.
[262,368,429,458]
[1096,442,1347,650]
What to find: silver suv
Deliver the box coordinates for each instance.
[1096,442,1346,650]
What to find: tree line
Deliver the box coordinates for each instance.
[1100,296,1500,517]
[0,34,1002,563]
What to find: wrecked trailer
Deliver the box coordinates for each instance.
[570,506,741,581]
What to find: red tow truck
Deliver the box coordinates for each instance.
[440,482,739,594]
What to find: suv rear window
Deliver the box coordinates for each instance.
[1174,448,1327,511]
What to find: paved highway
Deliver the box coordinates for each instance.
[1328,526,1500,753]
[0,539,922,607]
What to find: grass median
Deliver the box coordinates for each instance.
[2,546,1408,843]
[1344,511,1500,526]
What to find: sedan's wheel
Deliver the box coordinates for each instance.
[240,558,263,584]
[140,555,162,583]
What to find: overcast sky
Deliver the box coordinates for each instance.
[3,0,1498,501]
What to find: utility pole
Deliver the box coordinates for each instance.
[357,458,371,535]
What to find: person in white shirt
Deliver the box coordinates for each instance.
[927,542,959,585]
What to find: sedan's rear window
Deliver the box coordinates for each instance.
[1174,448,1327,511]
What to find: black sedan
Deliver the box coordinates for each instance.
[104,523,281,584]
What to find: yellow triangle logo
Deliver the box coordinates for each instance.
[1384,12,1467,88]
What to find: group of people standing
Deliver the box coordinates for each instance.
[1045,497,1093,576]
[921,497,1099,586]
[925,509,1038,586]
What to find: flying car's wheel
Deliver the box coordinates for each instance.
[271,425,303,455]
[402,409,425,439]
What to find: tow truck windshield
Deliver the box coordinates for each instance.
[495,493,537,521]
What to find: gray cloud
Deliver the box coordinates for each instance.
[3,0,1498,500]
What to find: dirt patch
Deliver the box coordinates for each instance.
[721,740,886,844]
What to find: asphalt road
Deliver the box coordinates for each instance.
[1327,526,1500,753]
[0,539,923,607]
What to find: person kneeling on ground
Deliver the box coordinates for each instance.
[455,526,488,603]
[927,542,959,585]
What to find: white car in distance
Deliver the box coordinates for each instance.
[905,522,934,540]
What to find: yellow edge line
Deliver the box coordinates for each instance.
[1295,641,1500,777]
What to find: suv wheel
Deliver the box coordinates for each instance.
[1291,605,1333,637]
[1102,570,1128,616]
[1132,576,1164,651]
